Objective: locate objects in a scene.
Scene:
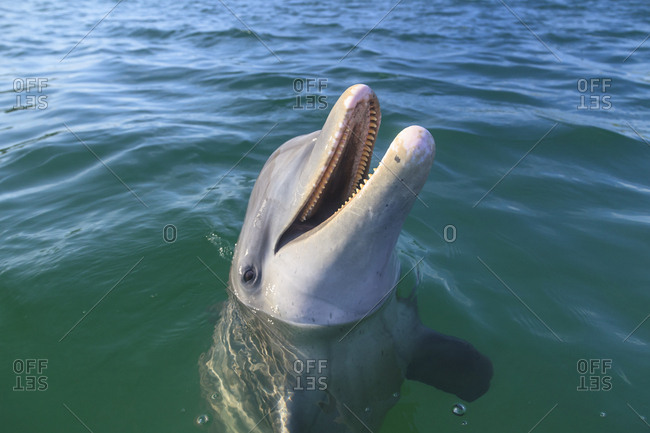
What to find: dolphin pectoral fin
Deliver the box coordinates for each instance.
[406,328,493,402]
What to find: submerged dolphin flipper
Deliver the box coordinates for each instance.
[406,326,493,402]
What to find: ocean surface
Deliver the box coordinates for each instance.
[2,0,649,431]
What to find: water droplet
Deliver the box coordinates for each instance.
[196,414,210,425]
[452,403,466,416]
[600,412,606,417]
[461,420,468,425]
[392,392,400,398]
[211,392,220,400]
[364,407,371,413]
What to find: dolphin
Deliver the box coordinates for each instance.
[200,84,492,432]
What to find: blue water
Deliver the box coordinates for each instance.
[2,0,649,431]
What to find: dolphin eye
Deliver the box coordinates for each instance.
[242,266,257,284]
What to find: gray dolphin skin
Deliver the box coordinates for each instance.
[200,84,492,432]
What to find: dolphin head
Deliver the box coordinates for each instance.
[229,84,435,325]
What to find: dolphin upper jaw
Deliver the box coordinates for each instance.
[273,84,380,251]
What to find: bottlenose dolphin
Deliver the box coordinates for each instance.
[200,84,492,432]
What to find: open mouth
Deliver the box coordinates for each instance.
[275,89,380,251]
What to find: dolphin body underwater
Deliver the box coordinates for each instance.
[200,84,492,432]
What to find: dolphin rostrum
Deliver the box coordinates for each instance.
[200,84,492,432]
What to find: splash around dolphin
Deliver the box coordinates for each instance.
[200,84,492,432]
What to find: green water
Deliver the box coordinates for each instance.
[2,0,649,431]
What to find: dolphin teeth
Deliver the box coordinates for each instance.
[298,128,349,221]
[296,91,380,225]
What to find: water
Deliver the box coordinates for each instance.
[2,0,649,431]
